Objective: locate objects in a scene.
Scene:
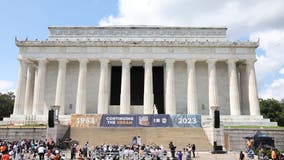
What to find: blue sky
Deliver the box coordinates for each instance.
[0,0,117,87]
[1,0,284,100]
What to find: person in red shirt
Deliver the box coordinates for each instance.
[271,149,277,160]
[1,153,9,160]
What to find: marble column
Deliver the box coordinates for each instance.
[55,59,68,115]
[186,59,198,114]
[76,59,89,114]
[239,64,249,115]
[32,59,47,115]
[143,59,154,114]
[120,59,131,114]
[24,62,35,115]
[207,59,219,115]
[98,59,110,114]
[32,68,38,115]
[227,59,241,115]
[165,59,176,114]
[246,59,260,115]
[14,58,28,115]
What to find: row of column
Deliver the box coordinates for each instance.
[13,58,260,116]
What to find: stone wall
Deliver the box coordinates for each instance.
[0,127,46,141]
[224,128,284,152]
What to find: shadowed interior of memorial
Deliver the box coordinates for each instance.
[110,66,121,105]
[110,65,165,114]
[130,67,144,105]
[153,67,165,114]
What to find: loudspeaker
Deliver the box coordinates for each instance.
[48,109,55,128]
[214,145,223,151]
[214,110,220,128]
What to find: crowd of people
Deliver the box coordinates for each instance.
[0,138,65,160]
[240,139,282,160]
[73,139,196,160]
[0,137,197,160]
[2,136,284,160]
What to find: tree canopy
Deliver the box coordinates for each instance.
[259,98,284,126]
[0,92,14,120]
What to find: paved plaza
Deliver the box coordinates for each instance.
[193,152,255,160]
[56,150,253,160]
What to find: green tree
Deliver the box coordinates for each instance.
[0,92,15,120]
[259,98,284,126]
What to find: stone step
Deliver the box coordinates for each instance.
[71,127,211,151]
[202,115,277,126]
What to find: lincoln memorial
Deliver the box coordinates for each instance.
[9,26,272,125]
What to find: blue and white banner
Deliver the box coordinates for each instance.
[99,114,201,128]
[100,114,136,127]
[171,114,202,127]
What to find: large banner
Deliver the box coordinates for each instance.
[71,114,102,127]
[171,114,202,128]
[100,114,136,127]
[71,114,201,128]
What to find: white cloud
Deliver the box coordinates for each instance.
[259,79,284,100]
[0,80,15,93]
[99,0,284,39]
[279,68,284,75]
[251,30,284,87]
[99,0,284,99]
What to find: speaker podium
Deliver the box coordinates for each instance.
[211,141,227,154]
[48,110,55,128]
[209,107,226,154]
[46,105,61,143]
[214,110,220,128]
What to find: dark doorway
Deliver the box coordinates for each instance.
[110,66,121,105]
[153,67,165,114]
[131,67,144,105]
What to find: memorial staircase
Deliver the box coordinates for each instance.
[70,127,212,151]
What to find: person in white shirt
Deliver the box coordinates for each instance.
[37,144,45,160]
[137,136,142,147]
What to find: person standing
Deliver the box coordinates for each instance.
[83,142,89,158]
[271,148,277,160]
[132,136,137,146]
[169,142,176,158]
[191,144,196,158]
[239,151,244,160]
[71,144,77,159]
[177,151,183,160]
[1,153,9,160]
[137,136,142,147]
[37,144,45,160]
[247,148,254,160]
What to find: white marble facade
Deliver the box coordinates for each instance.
[12,26,260,119]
